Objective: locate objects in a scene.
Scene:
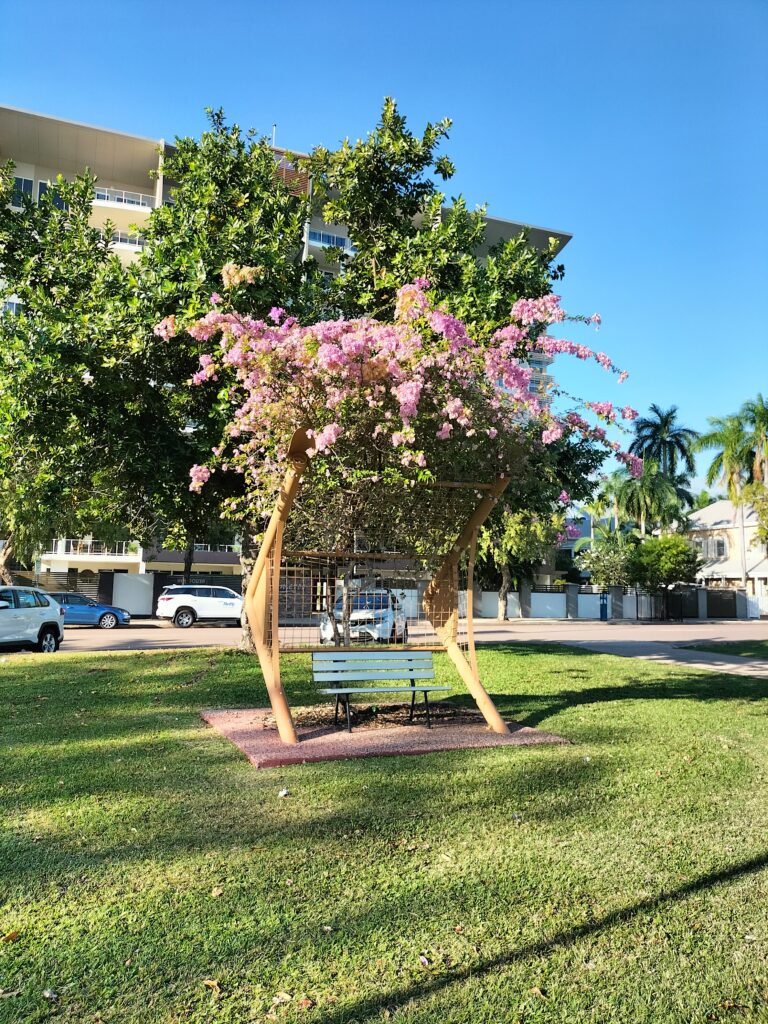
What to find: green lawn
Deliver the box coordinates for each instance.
[684,640,768,661]
[1,644,768,1023]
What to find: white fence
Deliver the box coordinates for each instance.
[113,574,155,615]
[530,592,567,618]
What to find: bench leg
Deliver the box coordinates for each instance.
[409,687,416,723]
[345,696,352,733]
[424,690,431,729]
[334,695,340,729]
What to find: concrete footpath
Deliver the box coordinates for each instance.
[473,619,768,679]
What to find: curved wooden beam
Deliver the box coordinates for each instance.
[423,475,511,735]
[244,428,312,745]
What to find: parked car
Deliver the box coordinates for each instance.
[155,585,243,628]
[319,588,408,644]
[0,585,65,652]
[49,592,131,629]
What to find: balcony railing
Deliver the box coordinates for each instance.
[94,187,154,209]
[109,231,145,249]
[193,543,241,553]
[45,539,137,557]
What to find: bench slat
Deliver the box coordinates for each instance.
[314,668,435,683]
[313,650,433,663]
[319,686,450,695]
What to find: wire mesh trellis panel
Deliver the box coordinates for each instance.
[258,477,491,654]
[266,549,472,651]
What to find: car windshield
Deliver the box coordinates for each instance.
[333,593,390,613]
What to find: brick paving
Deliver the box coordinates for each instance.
[201,708,566,769]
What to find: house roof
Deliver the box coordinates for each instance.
[687,499,760,531]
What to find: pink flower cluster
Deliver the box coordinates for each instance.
[153,315,177,340]
[178,274,638,502]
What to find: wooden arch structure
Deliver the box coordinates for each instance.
[244,429,512,746]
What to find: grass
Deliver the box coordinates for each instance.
[1,643,768,1023]
[684,640,768,661]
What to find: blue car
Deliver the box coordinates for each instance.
[50,592,131,629]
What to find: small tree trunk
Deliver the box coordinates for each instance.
[498,564,511,621]
[182,542,194,584]
[0,533,14,585]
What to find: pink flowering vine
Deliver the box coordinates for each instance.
[173,274,642,509]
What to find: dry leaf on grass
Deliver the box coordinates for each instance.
[272,991,292,1005]
[1,931,20,943]
[203,979,221,997]
[211,887,223,898]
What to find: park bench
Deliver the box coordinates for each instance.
[312,649,451,732]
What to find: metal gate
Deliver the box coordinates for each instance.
[706,589,737,618]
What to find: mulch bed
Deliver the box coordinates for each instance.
[201,702,567,768]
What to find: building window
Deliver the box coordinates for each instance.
[308,229,351,250]
[715,538,726,558]
[2,300,22,316]
[37,181,66,210]
[12,176,33,207]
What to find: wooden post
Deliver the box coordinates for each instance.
[244,429,312,746]
[424,476,511,735]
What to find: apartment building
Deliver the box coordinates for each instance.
[2,104,570,575]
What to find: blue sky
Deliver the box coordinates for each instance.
[2,0,766,487]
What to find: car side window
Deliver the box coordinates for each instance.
[34,592,51,607]
[17,590,37,608]
[212,588,234,598]
[196,587,213,598]
[0,588,15,607]
[68,594,86,605]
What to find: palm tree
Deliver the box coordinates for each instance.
[616,461,678,536]
[740,393,768,486]
[629,404,698,478]
[695,416,751,585]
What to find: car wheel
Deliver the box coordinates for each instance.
[37,628,60,653]
[98,612,118,630]
[174,608,195,629]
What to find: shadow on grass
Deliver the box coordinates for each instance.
[315,850,768,1023]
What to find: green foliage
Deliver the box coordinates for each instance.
[575,544,635,587]
[630,534,702,591]
[629,403,698,477]
[302,97,561,331]
[696,415,751,501]
[744,482,768,546]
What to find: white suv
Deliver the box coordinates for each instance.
[0,585,65,652]
[156,585,243,628]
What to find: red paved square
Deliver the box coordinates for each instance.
[201,708,566,768]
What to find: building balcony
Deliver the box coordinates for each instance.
[93,186,155,210]
[44,539,139,558]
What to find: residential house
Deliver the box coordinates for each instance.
[686,499,768,595]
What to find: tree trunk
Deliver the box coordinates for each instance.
[0,533,14,585]
[740,502,748,587]
[497,564,511,621]
[182,542,194,584]
[239,526,259,653]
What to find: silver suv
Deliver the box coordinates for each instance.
[0,586,65,652]
[319,588,408,645]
